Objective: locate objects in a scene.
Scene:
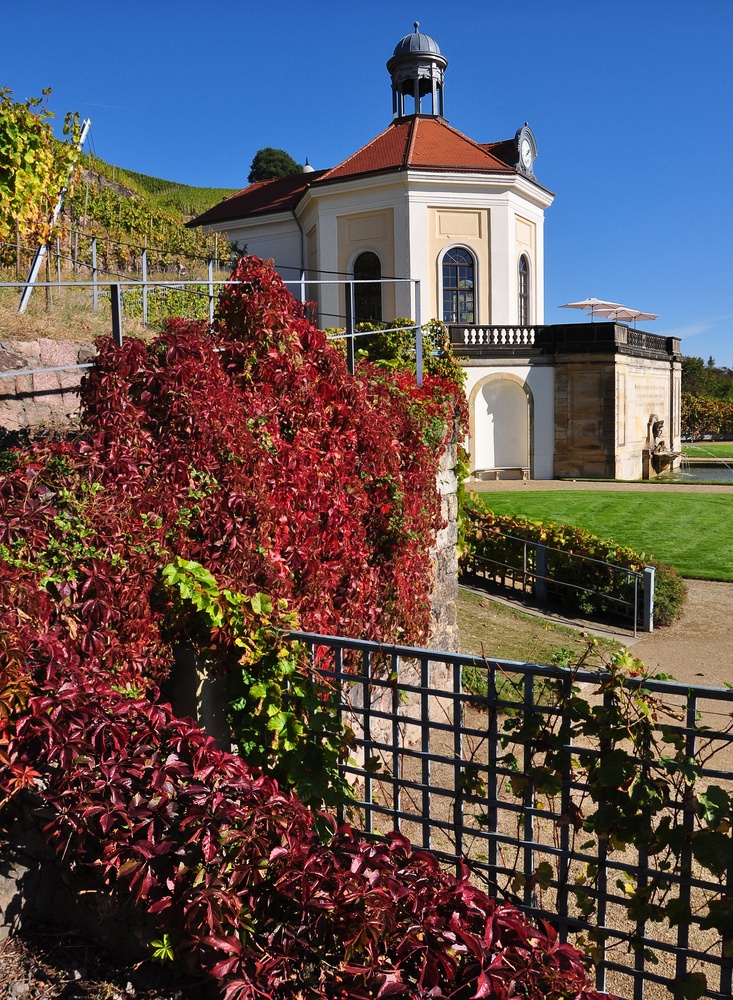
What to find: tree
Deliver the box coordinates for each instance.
[247,147,302,183]
[0,87,81,246]
[682,355,733,401]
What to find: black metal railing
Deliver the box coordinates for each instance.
[288,630,733,1000]
[461,529,653,634]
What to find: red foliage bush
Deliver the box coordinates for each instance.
[0,258,608,997]
[3,634,607,999]
[77,256,464,643]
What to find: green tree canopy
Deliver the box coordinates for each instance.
[247,147,302,183]
[682,355,733,400]
[0,87,81,245]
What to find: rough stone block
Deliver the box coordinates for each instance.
[6,341,40,367]
[0,346,27,373]
[32,371,63,393]
[39,339,78,368]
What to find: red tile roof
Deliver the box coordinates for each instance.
[319,116,513,181]
[187,170,328,228]
[189,118,520,228]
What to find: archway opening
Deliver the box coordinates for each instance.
[474,378,530,472]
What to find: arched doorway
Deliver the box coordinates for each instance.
[471,375,531,474]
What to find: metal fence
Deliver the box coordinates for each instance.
[462,529,654,635]
[289,629,733,1000]
[0,274,425,384]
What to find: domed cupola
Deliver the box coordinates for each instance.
[387,22,448,120]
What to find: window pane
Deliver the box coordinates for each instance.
[354,252,382,323]
[518,255,529,326]
[443,247,475,324]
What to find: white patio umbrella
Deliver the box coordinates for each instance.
[591,305,658,327]
[560,298,625,321]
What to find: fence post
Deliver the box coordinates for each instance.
[415,279,423,387]
[535,543,547,602]
[643,565,655,632]
[110,283,123,346]
[345,281,355,375]
[142,248,148,328]
[208,257,215,326]
[45,250,51,312]
[92,237,98,313]
[55,237,62,301]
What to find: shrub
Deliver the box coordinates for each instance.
[682,392,733,438]
[649,558,687,626]
[2,641,609,1000]
[0,257,607,998]
[463,507,686,626]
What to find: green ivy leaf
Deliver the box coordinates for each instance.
[697,785,731,828]
[675,972,707,1000]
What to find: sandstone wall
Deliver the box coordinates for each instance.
[429,438,460,652]
[0,339,93,436]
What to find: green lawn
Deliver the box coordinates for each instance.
[682,442,733,459]
[471,491,733,580]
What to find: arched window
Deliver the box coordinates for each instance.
[518,255,530,326]
[442,247,475,324]
[353,251,382,323]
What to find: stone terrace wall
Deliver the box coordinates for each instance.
[0,339,93,437]
[429,438,460,652]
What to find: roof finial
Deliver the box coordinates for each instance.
[414,21,419,31]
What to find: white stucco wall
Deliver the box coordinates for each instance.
[202,214,303,281]
[462,362,555,479]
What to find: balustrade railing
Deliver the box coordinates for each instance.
[450,324,538,351]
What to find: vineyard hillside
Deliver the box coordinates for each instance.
[1,150,240,345]
[2,152,238,279]
[78,154,239,218]
[61,154,237,273]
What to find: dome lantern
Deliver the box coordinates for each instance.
[387,22,448,120]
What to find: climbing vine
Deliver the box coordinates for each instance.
[162,557,354,811]
[462,646,733,999]
[0,87,81,246]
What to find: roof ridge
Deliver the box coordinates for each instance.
[405,118,420,168]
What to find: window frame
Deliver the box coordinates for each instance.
[440,245,477,326]
[518,253,530,326]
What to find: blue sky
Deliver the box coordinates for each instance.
[4,1,733,365]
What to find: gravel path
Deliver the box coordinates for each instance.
[629,578,733,683]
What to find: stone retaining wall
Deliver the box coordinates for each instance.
[429,437,460,652]
[0,339,93,436]
[0,796,152,958]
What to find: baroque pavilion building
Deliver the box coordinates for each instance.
[191,25,681,482]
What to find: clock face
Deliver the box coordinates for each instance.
[520,137,532,169]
